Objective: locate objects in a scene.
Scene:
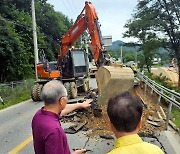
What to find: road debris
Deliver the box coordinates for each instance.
[147,120,161,127]
[63,112,77,118]
[100,135,114,140]
[64,122,88,134]
[148,116,162,122]
[61,86,167,138]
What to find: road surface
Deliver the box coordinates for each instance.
[0,78,98,153]
[0,78,179,154]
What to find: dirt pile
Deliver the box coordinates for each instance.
[61,87,166,138]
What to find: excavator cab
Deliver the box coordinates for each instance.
[62,49,89,78]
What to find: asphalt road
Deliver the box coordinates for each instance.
[0,78,98,154]
[0,99,43,153]
[0,78,179,154]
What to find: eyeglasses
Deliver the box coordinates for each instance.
[59,96,68,102]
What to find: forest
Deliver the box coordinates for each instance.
[0,0,72,82]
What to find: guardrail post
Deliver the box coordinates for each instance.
[151,82,154,95]
[144,84,147,100]
[158,89,163,102]
[165,94,174,130]
[11,82,14,98]
[25,80,27,89]
[153,92,162,122]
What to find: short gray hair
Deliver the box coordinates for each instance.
[41,80,67,105]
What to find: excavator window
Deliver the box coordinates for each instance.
[70,50,88,77]
[72,52,86,66]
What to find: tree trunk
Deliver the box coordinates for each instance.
[174,47,180,89]
[176,54,180,89]
[145,57,151,73]
[178,66,180,89]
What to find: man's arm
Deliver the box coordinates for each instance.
[61,99,92,116]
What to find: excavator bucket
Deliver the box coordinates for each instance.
[95,65,134,105]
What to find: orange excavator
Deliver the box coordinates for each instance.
[31,1,107,101]
[31,1,134,103]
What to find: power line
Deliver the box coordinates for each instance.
[71,0,78,13]
[0,16,59,45]
[66,0,76,15]
[61,0,74,18]
[43,34,59,45]
[0,17,32,31]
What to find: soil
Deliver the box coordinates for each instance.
[61,84,167,138]
[134,83,166,134]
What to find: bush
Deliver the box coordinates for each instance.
[0,79,35,110]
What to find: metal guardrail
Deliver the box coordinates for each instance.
[137,71,180,130]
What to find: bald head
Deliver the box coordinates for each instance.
[41,80,67,105]
[107,91,143,133]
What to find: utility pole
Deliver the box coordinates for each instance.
[32,0,39,81]
[85,34,89,58]
[85,33,89,71]
[85,35,88,56]
[120,46,123,63]
[80,35,83,48]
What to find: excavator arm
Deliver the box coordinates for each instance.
[59,1,104,66]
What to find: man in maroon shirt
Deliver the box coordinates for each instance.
[32,80,92,154]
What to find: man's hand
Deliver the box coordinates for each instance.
[61,99,92,116]
[72,148,86,154]
[80,99,92,108]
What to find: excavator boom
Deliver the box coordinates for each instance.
[59,1,103,63]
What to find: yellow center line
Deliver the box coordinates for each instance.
[8,136,33,154]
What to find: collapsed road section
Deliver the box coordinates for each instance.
[60,78,180,154]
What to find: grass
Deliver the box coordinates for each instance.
[0,92,31,110]
[146,72,180,93]
[0,79,35,110]
[171,107,180,127]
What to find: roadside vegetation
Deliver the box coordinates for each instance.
[146,73,180,127]
[0,0,73,83]
[0,79,35,110]
[0,0,73,109]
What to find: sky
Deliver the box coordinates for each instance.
[47,0,138,42]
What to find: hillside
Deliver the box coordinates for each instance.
[110,40,124,49]
[110,40,139,51]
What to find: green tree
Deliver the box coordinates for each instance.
[137,53,145,71]
[124,14,161,72]
[0,20,33,82]
[0,0,72,82]
[124,0,180,87]
[107,49,120,59]
[142,39,161,72]
[124,52,135,62]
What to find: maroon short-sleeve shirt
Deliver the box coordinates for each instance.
[32,108,70,154]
